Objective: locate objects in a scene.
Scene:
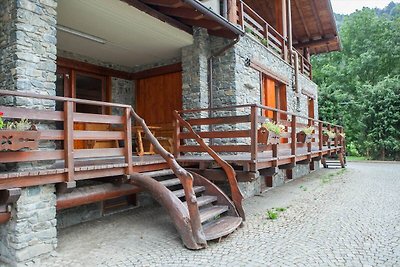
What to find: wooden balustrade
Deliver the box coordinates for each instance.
[226,0,313,79]
[175,104,345,168]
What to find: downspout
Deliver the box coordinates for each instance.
[208,37,241,145]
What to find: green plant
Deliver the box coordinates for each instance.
[261,38,268,46]
[6,118,32,131]
[0,112,3,129]
[275,207,287,212]
[245,27,254,35]
[262,120,285,135]
[302,126,315,135]
[323,130,336,139]
[266,210,278,220]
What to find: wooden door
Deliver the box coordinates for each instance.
[136,72,182,126]
[263,77,276,118]
[308,97,315,119]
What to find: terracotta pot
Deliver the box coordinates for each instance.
[257,127,280,145]
[322,134,329,143]
[297,132,313,143]
[0,130,40,151]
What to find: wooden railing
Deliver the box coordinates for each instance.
[0,89,206,246]
[173,111,245,220]
[174,104,345,170]
[226,0,313,79]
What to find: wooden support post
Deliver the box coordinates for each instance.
[307,118,312,159]
[173,113,181,158]
[318,121,323,158]
[272,110,278,167]
[250,106,258,164]
[286,0,292,63]
[62,101,76,191]
[327,124,332,151]
[124,107,133,175]
[291,114,297,165]
[227,0,238,25]
[334,126,338,148]
[264,23,269,48]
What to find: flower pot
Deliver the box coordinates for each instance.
[257,127,280,145]
[322,134,329,144]
[297,132,313,143]
[0,130,40,151]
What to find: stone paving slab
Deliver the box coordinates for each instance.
[35,162,400,267]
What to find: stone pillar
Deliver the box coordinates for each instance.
[182,27,210,110]
[0,0,58,264]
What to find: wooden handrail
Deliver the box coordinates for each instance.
[129,107,206,247]
[173,111,245,220]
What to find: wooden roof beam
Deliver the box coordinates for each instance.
[293,0,310,38]
[180,18,224,31]
[294,36,338,49]
[157,6,205,20]
[310,0,324,36]
[140,0,183,8]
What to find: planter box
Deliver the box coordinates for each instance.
[0,130,40,151]
[297,132,313,143]
[257,127,280,145]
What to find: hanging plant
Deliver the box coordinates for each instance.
[297,126,315,143]
[258,120,285,145]
[0,116,40,151]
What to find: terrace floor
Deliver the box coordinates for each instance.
[40,161,400,266]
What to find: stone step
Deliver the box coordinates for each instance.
[183,195,217,208]
[203,216,242,241]
[199,205,229,223]
[172,186,205,198]
[160,178,181,187]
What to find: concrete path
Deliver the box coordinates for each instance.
[40,162,400,266]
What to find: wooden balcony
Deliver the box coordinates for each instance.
[228,0,313,79]
[174,104,345,179]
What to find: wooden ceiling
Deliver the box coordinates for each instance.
[125,0,243,39]
[244,0,340,54]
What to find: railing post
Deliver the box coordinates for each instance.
[124,107,133,175]
[272,110,278,167]
[173,113,181,158]
[63,101,75,189]
[318,121,323,157]
[227,0,238,25]
[334,126,338,149]
[291,114,297,164]
[250,105,258,163]
[307,118,312,161]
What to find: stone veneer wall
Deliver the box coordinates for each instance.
[181,31,321,198]
[0,0,58,264]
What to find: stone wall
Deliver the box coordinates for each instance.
[0,0,58,264]
[0,186,57,265]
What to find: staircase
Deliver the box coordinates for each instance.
[130,169,242,249]
[322,154,346,169]
[128,108,244,249]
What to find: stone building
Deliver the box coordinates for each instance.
[0,0,342,265]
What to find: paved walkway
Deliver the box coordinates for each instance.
[41,162,400,266]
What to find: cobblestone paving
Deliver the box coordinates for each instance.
[40,162,400,266]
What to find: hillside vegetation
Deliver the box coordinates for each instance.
[312,3,400,160]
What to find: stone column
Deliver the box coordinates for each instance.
[0,0,58,264]
[181,27,210,110]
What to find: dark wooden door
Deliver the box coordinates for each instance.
[136,71,182,126]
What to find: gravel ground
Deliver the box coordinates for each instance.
[38,161,400,267]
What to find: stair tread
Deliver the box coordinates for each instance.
[199,205,229,223]
[183,195,218,208]
[143,169,174,177]
[172,186,205,198]
[203,216,242,241]
[160,178,181,187]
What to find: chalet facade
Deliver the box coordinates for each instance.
[0,0,344,264]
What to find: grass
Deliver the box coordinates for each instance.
[299,185,308,191]
[320,168,347,184]
[347,156,368,161]
[266,207,288,220]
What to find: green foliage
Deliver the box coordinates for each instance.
[312,3,400,160]
[262,121,285,135]
[0,118,3,130]
[266,210,278,220]
[5,119,32,131]
[301,126,315,135]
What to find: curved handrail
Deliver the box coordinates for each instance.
[129,108,206,247]
[173,111,245,220]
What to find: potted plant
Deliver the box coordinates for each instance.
[322,130,336,143]
[258,120,285,145]
[297,126,315,143]
[0,114,40,151]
